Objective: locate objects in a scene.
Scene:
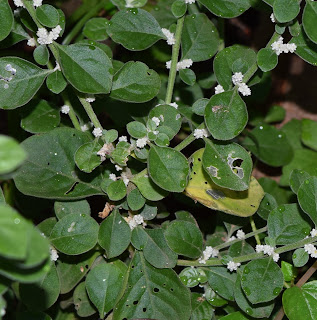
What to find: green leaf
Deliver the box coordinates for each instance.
[0,135,26,174]
[54,200,91,220]
[132,173,169,201]
[303,1,317,45]
[140,203,157,220]
[185,149,264,217]
[198,0,251,18]
[14,128,103,199]
[292,248,309,267]
[148,104,182,140]
[56,44,113,94]
[179,68,196,86]
[36,4,60,28]
[268,204,311,245]
[234,271,275,318]
[298,176,317,224]
[302,119,317,151]
[33,45,50,66]
[281,118,303,151]
[179,267,207,288]
[204,286,228,307]
[241,257,284,304]
[19,263,60,311]
[219,312,251,320]
[50,213,99,255]
[181,13,219,62]
[106,8,164,51]
[273,0,300,23]
[0,20,29,49]
[106,179,127,201]
[0,205,30,260]
[191,292,214,320]
[75,140,102,173]
[148,145,189,193]
[16,311,52,320]
[171,0,187,18]
[290,169,311,194]
[37,217,57,237]
[290,28,317,66]
[127,188,146,211]
[127,121,147,139]
[164,220,203,258]
[143,229,177,268]
[86,263,124,318]
[214,45,257,90]
[46,70,67,94]
[110,61,161,103]
[283,281,317,320]
[0,0,13,41]
[281,149,317,186]
[0,57,49,109]
[243,124,293,167]
[20,99,60,134]
[281,261,297,282]
[73,282,96,317]
[205,266,236,301]
[264,105,286,123]
[202,139,252,191]
[205,90,247,140]
[83,18,108,41]
[98,210,131,258]
[257,193,278,220]
[257,48,278,72]
[56,251,98,294]
[113,251,191,320]
[228,241,255,258]
[192,98,209,116]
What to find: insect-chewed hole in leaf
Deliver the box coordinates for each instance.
[207,165,218,178]
[65,182,79,195]
[198,158,201,162]
[193,171,196,175]
[227,153,244,179]
[206,189,225,200]
[170,288,174,292]
[143,308,147,312]
[133,300,138,305]
[131,265,135,269]
[153,287,159,293]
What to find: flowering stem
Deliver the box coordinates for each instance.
[78,97,103,129]
[62,0,108,45]
[249,216,261,246]
[177,236,317,267]
[165,16,185,104]
[61,92,81,131]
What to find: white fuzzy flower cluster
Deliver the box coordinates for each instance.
[36,25,62,45]
[304,244,317,258]
[310,228,317,237]
[193,128,209,139]
[125,0,134,7]
[166,59,193,71]
[53,62,61,71]
[227,236,236,242]
[270,13,276,23]
[198,246,219,264]
[215,84,224,94]
[161,28,176,45]
[185,0,196,3]
[125,214,146,230]
[27,38,36,47]
[169,102,178,109]
[13,0,24,7]
[121,172,129,186]
[33,0,43,7]
[61,105,70,114]
[119,136,128,142]
[227,261,241,272]
[115,165,122,171]
[256,244,280,262]
[109,173,116,181]
[81,124,89,132]
[50,247,59,261]
[232,72,251,96]
[92,127,103,138]
[271,37,297,56]
[86,96,95,103]
[136,137,148,149]
[236,229,246,240]
[152,117,161,127]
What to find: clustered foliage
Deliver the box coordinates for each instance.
[1,0,317,319]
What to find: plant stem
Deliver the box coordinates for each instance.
[177,237,317,267]
[22,1,41,28]
[61,92,81,131]
[250,216,261,246]
[78,97,103,129]
[62,0,108,45]
[165,16,185,104]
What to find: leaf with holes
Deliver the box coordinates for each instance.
[0,57,50,109]
[202,139,252,191]
[86,263,125,318]
[50,213,99,255]
[181,13,219,62]
[204,90,248,140]
[113,251,191,320]
[14,128,104,199]
[185,149,264,217]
